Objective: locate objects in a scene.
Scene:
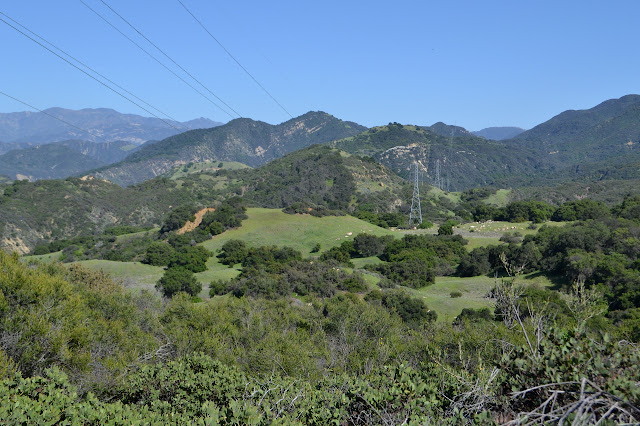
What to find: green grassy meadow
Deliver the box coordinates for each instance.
[410,272,556,323]
[200,208,398,256]
[25,209,572,313]
[167,161,250,180]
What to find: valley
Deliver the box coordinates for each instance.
[2,94,640,424]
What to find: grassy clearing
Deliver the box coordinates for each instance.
[409,272,556,323]
[483,189,512,207]
[71,259,164,293]
[167,161,249,179]
[351,256,384,268]
[26,251,62,263]
[197,208,399,285]
[425,187,462,204]
[200,208,398,255]
[454,220,571,251]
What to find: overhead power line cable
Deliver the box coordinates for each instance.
[0,14,184,132]
[78,0,236,120]
[177,0,293,119]
[0,90,107,142]
[0,11,189,131]
[96,0,242,118]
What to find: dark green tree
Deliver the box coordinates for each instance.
[156,267,202,298]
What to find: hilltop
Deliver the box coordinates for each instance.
[330,122,541,189]
[90,111,367,186]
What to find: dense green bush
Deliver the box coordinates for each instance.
[156,267,202,298]
[159,204,197,233]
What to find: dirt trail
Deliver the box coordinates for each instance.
[177,207,215,235]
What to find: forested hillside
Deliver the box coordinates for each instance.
[91,111,367,186]
[0,146,421,253]
[331,123,543,189]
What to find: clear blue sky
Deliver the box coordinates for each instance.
[1,1,638,130]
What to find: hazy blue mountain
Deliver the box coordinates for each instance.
[0,141,34,155]
[0,139,137,181]
[472,127,526,140]
[0,107,222,145]
[0,144,105,181]
[90,111,367,186]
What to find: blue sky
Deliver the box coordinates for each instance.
[1,1,638,130]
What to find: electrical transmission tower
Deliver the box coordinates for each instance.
[409,162,423,226]
[434,159,442,190]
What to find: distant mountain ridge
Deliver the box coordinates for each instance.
[0,107,222,144]
[507,94,640,181]
[472,127,526,140]
[90,111,367,186]
[0,140,137,181]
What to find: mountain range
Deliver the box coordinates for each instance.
[2,94,640,252]
[472,127,526,140]
[0,107,222,144]
[90,111,367,186]
[0,140,138,181]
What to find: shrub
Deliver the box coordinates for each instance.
[156,267,202,298]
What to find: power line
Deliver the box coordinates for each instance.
[78,0,236,120]
[0,14,184,133]
[0,90,106,142]
[177,0,293,119]
[0,11,189,132]
[96,0,242,119]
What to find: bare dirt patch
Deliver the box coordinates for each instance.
[177,207,215,235]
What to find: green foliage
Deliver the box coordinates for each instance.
[453,307,493,326]
[552,199,611,221]
[218,239,248,266]
[382,289,437,324]
[239,146,357,212]
[320,240,355,265]
[103,225,154,236]
[199,197,247,234]
[0,252,159,393]
[438,223,454,235]
[143,242,176,266]
[353,233,391,257]
[417,220,434,229]
[614,194,640,221]
[156,267,202,298]
[372,258,436,288]
[209,280,227,297]
[168,246,212,273]
[160,204,197,234]
[500,200,556,223]
[500,327,640,416]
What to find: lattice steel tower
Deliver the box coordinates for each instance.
[409,162,423,225]
[433,159,443,190]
